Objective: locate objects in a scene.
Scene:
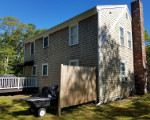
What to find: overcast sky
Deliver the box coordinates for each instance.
[0,0,149,34]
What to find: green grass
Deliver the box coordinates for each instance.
[0,94,150,120]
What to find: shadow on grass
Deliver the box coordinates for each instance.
[92,97,150,120]
[1,95,150,120]
[0,102,12,114]
[12,109,32,117]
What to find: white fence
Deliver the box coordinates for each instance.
[0,77,38,90]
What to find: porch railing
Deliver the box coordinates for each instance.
[0,77,38,90]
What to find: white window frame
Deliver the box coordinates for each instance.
[127,31,132,49]
[69,23,79,46]
[119,26,124,46]
[32,65,37,76]
[43,36,49,48]
[69,59,79,66]
[120,61,126,78]
[42,63,48,76]
[30,41,35,55]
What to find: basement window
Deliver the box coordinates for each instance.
[69,59,79,66]
[43,36,49,48]
[42,63,48,76]
[119,27,124,46]
[69,23,78,46]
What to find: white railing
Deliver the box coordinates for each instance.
[0,77,38,90]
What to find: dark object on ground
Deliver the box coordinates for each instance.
[22,86,59,117]
[0,74,16,77]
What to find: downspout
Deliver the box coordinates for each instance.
[96,7,103,106]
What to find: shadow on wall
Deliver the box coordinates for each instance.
[60,65,96,109]
[100,25,134,103]
[59,25,135,110]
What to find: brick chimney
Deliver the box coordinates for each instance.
[131,0,147,95]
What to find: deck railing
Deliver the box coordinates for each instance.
[0,77,38,90]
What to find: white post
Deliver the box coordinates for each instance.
[18,78,20,89]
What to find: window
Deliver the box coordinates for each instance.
[69,59,79,66]
[120,62,126,77]
[119,27,124,46]
[42,63,48,76]
[30,42,34,55]
[32,65,37,76]
[69,23,78,46]
[43,36,49,48]
[127,31,132,49]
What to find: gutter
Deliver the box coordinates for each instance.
[96,7,103,106]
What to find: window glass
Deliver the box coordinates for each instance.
[30,42,34,55]
[69,59,79,66]
[127,31,132,48]
[120,27,124,46]
[44,36,49,48]
[70,24,78,45]
[120,62,125,77]
[32,66,36,76]
[43,64,48,76]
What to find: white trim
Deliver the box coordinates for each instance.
[43,36,49,48]
[97,5,128,10]
[30,41,35,55]
[32,65,37,76]
[119,25,124,46]
[69,59,79,66]
[69,23,79,46]
[127,30,132,49]
[42,63,48,76]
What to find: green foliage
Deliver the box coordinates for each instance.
[146,45,150,71]
[145,30,150,42]
[32,29,47,37]
[0,16,46,76]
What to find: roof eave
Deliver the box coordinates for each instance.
[24,6,97,44]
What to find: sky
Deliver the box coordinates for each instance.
[0,0,150,35]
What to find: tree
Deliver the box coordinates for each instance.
[0,16,46,76]
[146,45,150,72]
[145,30,150,42]
[145,30,150,74]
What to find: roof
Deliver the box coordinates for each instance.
[24,5,130,44]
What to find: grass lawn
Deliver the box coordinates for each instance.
[0,94,150,120]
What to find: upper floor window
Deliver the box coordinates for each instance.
[69,59,79,66]
[30,42,34,55]
[119,27,124,46]
[42,63,48,76]
[69,23,78,46]
[43,36,49,48]
[32,65,37,76]
[127,31,132,49]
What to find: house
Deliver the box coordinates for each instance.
[23,0,147,103]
